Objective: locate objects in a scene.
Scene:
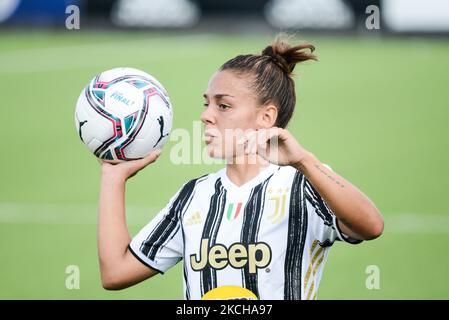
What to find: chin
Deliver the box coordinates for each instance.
[206,146,220,159]
[207,145,230,160]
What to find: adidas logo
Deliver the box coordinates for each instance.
[185,211,202,226]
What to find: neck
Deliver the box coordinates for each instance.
[225,154,271,187]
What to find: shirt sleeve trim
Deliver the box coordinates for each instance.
[127,244,165,275]
[333,216,364,245]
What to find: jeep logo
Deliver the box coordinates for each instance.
[190,239,271,273]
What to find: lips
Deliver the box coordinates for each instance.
[204,132,215,143]
[204,129,218,144]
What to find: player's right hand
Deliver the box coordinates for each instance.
[99,149,162,181]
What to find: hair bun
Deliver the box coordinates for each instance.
[262,33,317,75]
[262,46,292,73]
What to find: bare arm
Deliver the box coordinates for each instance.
[247,127,384,241]
[98,151,161,290]
[293,153,384,240]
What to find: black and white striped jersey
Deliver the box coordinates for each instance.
[129,164,362,300]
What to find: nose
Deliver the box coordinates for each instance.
[201,106,215,126]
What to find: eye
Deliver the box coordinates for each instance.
[203,102,209,108]
[218,104,231,110]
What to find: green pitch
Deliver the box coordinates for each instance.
[0,31,448,299]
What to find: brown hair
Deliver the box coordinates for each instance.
[220,33,317,128]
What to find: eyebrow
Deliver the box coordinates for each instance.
[203,93,235,99]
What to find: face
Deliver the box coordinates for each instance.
[201,70,276,161]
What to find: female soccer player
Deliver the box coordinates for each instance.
[97,34,384,300]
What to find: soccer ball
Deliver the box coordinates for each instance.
[75,67,173,162]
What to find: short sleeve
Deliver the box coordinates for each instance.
[305,176,363,247]
[129,179,198,273]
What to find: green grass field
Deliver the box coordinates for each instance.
[0,31,448,299]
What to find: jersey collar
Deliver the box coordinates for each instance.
[219,163,279,192]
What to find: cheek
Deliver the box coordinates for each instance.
[225,108,258,131]
[207,106,258,158]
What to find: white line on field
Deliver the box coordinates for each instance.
[0,34,215,74]
[0,203,159,226]
[0,203,448,234]
[0,33,214,58]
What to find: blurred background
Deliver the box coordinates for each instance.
[0,0,448,299]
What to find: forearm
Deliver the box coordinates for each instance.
[293,152,384,240]
[98,172,131,277]
[95,152,162,289]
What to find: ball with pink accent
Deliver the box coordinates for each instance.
[75,67,173,162]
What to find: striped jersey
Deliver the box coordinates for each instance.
[129,164,362,300]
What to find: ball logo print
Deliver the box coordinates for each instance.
[74,67,173,162]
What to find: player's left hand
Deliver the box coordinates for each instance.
[242,127,311,167]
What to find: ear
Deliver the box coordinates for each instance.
[257,104,278,128]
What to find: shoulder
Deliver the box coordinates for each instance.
[274,165,304,185]
[277,163,333,184]
[182,168,223,190]
[278,164,300,176]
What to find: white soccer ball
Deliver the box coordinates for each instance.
[75,67,173,162]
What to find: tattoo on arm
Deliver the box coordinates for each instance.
[314,164,345,188]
